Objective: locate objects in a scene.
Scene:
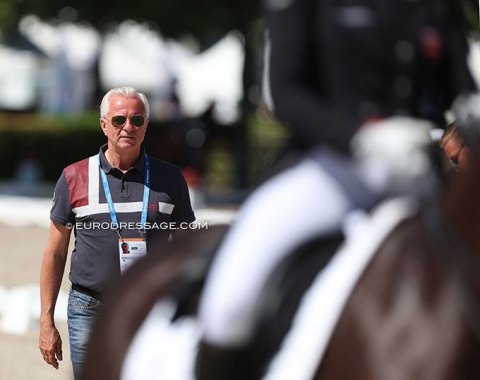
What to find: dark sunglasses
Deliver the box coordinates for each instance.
[450,143,465,166]
[110,115,146,128]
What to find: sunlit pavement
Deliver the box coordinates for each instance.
[0,193,236,334]
[0,192,237,379]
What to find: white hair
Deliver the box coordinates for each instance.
[100,87,150,118]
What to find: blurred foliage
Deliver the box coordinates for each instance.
[204,139,237,190]
[0,112,288,194]
[0,0,478,192]
[0,0,261,50]
[0,111,100,131]
[0,0,478,43]
[0,113,102,182]
[248,110,289,185]
[463,0,480,33]
[203,111,289,190]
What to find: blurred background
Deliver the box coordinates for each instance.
[0,0,479,200]
[0,0,293,204]
[0,0,479,379]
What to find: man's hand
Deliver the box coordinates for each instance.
[38,221,70,370]
[39,324,63,369]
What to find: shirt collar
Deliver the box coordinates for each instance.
[98,144,147,174]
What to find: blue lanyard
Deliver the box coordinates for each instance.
[98,153,150,236]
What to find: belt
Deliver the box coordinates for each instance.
[71,284,103,302]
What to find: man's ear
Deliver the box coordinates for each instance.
[100,118,108,135]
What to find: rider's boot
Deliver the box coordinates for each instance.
[195,340,249,380]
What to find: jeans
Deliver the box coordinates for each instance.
[67,288,102,380]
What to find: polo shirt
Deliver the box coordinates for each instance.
[50,144,195,295]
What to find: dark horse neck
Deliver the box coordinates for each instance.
[314,148,480,380]
[440,147,480,254]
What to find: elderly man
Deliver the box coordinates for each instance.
[39,87,195,379]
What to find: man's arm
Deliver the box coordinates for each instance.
[39,221,71,370]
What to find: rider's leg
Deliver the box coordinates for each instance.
[198,156,353,349]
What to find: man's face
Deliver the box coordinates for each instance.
[100,95,149,152]
[444,136,471,172]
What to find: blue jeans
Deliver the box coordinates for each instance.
[67,288,102,380]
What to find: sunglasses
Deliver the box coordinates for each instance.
[109,115,146,128]
[450,143,465,166]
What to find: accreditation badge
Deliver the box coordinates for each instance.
[119,237,147,274]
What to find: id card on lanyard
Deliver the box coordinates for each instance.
[119,237,147,273]
[99,153,150,275]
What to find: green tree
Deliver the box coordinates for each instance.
[1,0,478,187]
[1,0,260,48]
[0,0,263,188]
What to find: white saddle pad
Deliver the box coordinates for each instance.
[262,196,419,380]
[120,196,419,380]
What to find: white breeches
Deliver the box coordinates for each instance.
[198,157,353,347]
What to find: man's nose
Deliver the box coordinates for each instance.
[122,119,136,131]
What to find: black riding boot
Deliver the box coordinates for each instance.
[195,340,250,380]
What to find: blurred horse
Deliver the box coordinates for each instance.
[79,224,229,380]
[312,149,480,380]
[80,148,480,380]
